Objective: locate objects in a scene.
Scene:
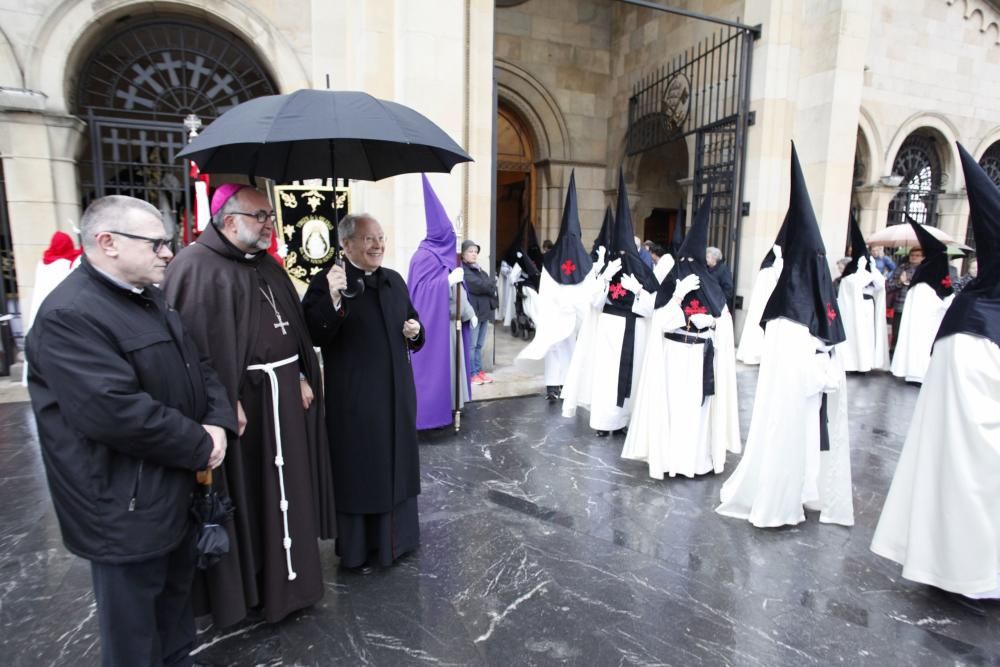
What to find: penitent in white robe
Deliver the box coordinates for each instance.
[561,276,648,432]
[837,268,889,372]
[716,317,854,528]
[871,333,1000,599]
[736,259,782,365]
[890,283,952,383]
[516,270,591,385]
[622,300,741,479]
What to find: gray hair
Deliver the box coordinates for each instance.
[706,246,723,262]
[338,212,377,245]
[80,195,161,249]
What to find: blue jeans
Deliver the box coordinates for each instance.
[470,320,489,375]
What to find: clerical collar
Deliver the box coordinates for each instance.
[347,258,376,276]
[91,263,145,294]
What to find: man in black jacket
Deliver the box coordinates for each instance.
[26,195,233,667]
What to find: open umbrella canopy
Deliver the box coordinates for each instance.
[177,89,472,182]
[866,222,967,249]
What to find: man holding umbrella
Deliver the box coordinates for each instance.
[26,195,233,666]
[303,213,425,573]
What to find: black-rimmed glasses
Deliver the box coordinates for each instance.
[107,231,173,253]
[231,210,278,224]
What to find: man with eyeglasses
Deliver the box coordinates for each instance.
[26,195,234,666]
[163,184,336,627]
[303,213,425,574]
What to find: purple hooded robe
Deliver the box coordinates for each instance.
[408,175,472,429]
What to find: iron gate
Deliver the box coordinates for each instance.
[627,23,756,288]
[82,111,194,242]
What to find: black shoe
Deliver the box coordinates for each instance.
[545,386,558,401]
[595,430,610,437]
[614,426,628,437]
[341,563,374,575]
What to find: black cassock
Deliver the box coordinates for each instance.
[303,262,425,568]
[164,224,336,627]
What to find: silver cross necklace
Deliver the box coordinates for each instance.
[259,284,290,335]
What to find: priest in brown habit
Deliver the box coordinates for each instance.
[163,184,336,627]
[303,213,424,574]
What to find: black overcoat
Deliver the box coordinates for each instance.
[303,262,425,514]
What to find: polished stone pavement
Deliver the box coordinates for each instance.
[2,370,998,666]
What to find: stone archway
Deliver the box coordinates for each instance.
[633,138,690,251]
[495,103,538,272]
[71,13,279,238]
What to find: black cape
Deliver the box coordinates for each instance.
[761,142,846,346]
[936,143,1000,347]
[302,263,425,515]
[542,169,593,284]
[591,206,615,261]
[164,222,335,627]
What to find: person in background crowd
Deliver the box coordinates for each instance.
[705,246,735,311]
[871,245,896,276]
[542,239,554,253]
[956,257,978,293]
[461,239,498,385]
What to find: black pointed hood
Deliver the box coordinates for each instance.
[908,219,953,299]
[670,206,686,256]
[591,206,615,261]
[935,142,1000,347]
[840,210,870,279]
[761,143,846,345]
[604,169,659,312]
[503,216,541,284]
[655,190,727,317]
[759,216,789,269]
[543,170,593,285]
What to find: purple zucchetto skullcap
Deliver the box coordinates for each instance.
[210,184,247,216]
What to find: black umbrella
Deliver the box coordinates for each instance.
[191,469,233,570]
[177,89,472,299]
[176,89,472,182]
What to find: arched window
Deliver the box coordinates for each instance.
[75,16,277,231]
[970,142,1000,249]
[887,133,941,227]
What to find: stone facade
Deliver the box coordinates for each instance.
[3,0,1000,338]
[0,0,494,319]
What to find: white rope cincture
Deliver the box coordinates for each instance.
[247,353,300,581]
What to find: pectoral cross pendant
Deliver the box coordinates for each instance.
[274,317,290,335]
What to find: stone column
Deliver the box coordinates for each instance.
[0,90,86,323]
[854,182,900,237]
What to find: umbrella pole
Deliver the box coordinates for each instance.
[196,469,212,486]
[328,144,363,299]
[454,281,462,433]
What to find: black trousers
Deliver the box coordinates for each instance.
[90,531,196,667]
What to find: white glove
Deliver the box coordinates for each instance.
[689,313,714,330]
[855,256,867,273]
[448,266,464,286]
[595,245,607,268]
[619,273,642,294]
[773,244,782,260]
[470,314,479,329]
[672,273,700,301]
[509,263,523,284]
[599,257,622,283]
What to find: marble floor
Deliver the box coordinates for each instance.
[1,370,998,666]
